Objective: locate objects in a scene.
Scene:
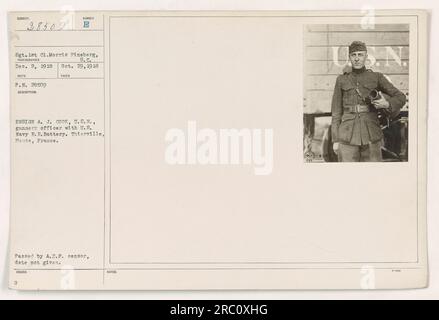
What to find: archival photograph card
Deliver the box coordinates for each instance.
[8,10,428,290]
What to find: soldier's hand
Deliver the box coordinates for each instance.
[372,92,390,109]
[333,142,339,154]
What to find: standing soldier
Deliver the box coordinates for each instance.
[331,41,407,162]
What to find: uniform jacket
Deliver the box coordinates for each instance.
[331,68,407,145]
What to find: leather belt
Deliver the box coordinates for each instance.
[343,104,370,113]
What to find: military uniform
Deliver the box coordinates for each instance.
[331,43,407,162]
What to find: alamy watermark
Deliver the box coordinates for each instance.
[360,265,376,289]
[165,121,273,175]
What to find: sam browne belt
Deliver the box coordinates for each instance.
[343,104,370,113]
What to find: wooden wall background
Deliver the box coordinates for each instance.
[303,24,410,114]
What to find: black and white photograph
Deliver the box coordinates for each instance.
[303,24,410,162]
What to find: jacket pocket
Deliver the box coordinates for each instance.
[363,80,378,91]
[365,119,383,142]
[340,83,358,106]
[341,113,357,122]
[341,82,355,91]
[338,119,354,143]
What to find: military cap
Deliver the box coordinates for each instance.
[349,41,367,54]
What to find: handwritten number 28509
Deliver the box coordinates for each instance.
[26,21,57,31]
